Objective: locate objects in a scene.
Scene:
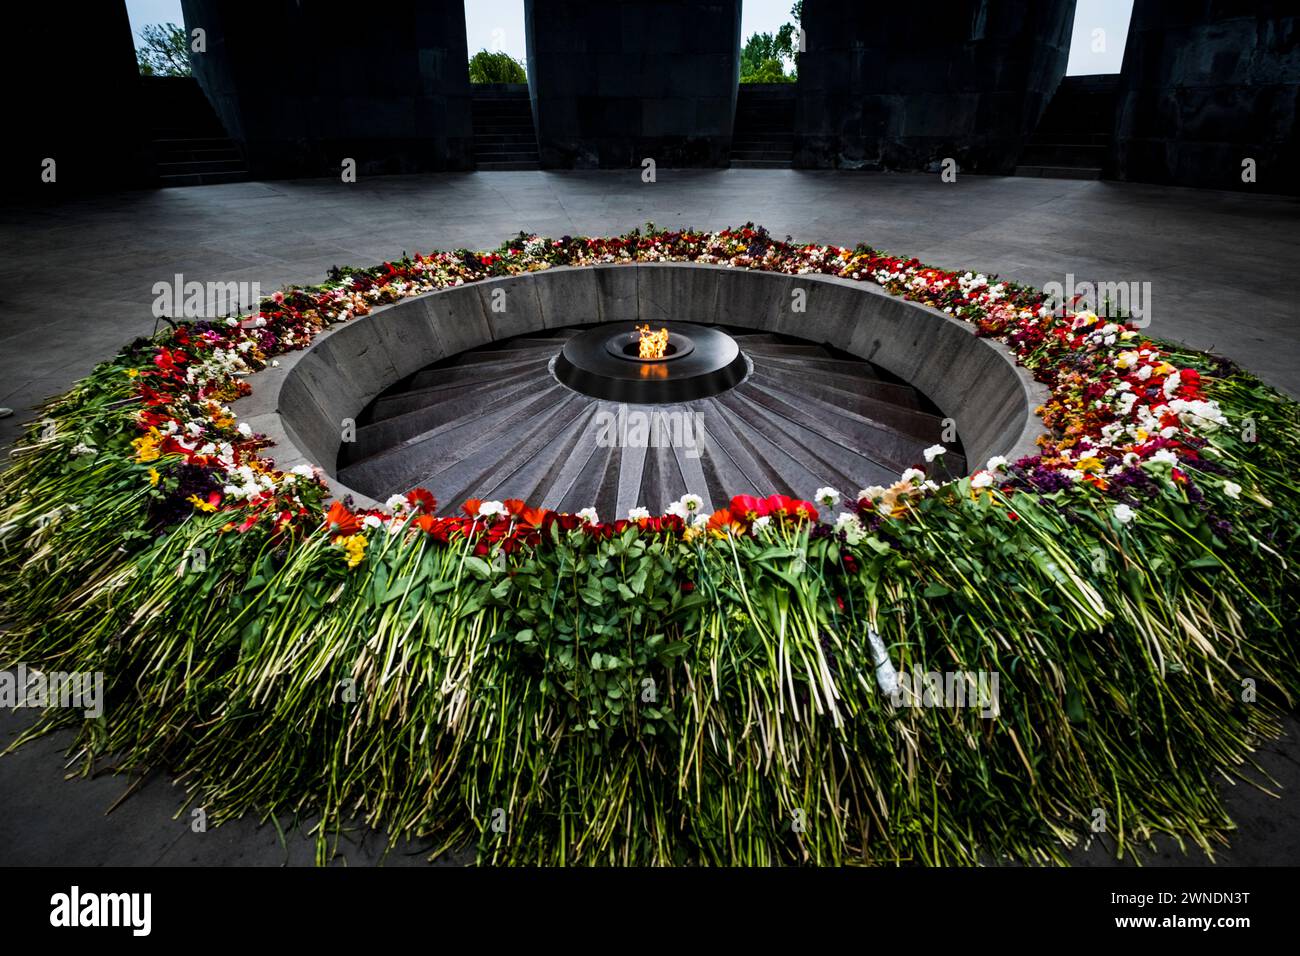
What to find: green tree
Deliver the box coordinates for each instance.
[468,49,527,84]
[136,23,191,77]
[739,4,801,84]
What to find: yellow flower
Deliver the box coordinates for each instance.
[187,494,217,513]
[1076,456,1103,473]
[147,467,161,487]
[125,368,140,378]
[337,534,368,568]
[131,426,163,462]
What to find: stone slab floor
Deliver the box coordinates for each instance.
[1,170,1298,865]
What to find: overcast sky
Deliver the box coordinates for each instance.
[127,1,1132,75]
[1066,0,1134,74]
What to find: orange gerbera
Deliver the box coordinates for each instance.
[324,500,362,535]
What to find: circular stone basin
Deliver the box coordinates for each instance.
[237,263,1050,511]
[555,321,747,403]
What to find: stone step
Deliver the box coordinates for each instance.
[155,146,242,163]
[352,374,557,463]
[475,405,602,508]
[338,385,574,498]
[476,161,542,171]
[410,356,551,390]
[1018,143,1108,167]
[152,136,240,151]
[730,159,792,169]
[736,380,942,478]
[158,170,250,187]
[750,368,943,444]
[454,346,559,365]
[474,150,541,162]
[415,393,590,510]
[474,133,540,145]
[369,361,551,422]
[731,149,792,161]
[156,159,248,176]
[1014,165,1103,180]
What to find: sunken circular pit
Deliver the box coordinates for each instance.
[244,263,1048,517]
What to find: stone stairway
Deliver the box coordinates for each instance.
[337,327,964,517]
[472,85,541,170]
[730,84,795,169]
[142,77,249,187]
[1015,74,1120,180]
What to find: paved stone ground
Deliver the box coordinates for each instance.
[2,170,1297,453]
[1,170,1297,865]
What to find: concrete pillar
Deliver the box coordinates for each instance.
[1113,0,1299,194]
[4,3,150,199]
[524,0,742,168]
[794,0,1076,173]
[181,0,474,179]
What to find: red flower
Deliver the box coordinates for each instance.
[764,494,818,523]
[324,500,361,535]
[730,495,768,522]
[405,488,437,513]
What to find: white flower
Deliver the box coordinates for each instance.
[362,514,383,529]
[1137,365,1153,381]
[692,513,710,529]
[1223,481,1241,500]
[1148,448,1179,467]
[237,422,253,438]
[628,506,651,521]
[384,493,410,513]
[750,515,772,534]
[1162,370,1182,398]
[985,455,1009,473]
[815,487,841,508]
[576,507,599,524]
[900,468,925,485]
[970,471,994,490]
[834,512,866,545]
[1113,503,1135,525]
[667,494,705,519]
[923,444,947,462]
[291,464,316,478]
[857,485,886,502]
[70,442,97,457]
[477,500,507,519]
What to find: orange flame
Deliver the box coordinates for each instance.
[636,324,669,359]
